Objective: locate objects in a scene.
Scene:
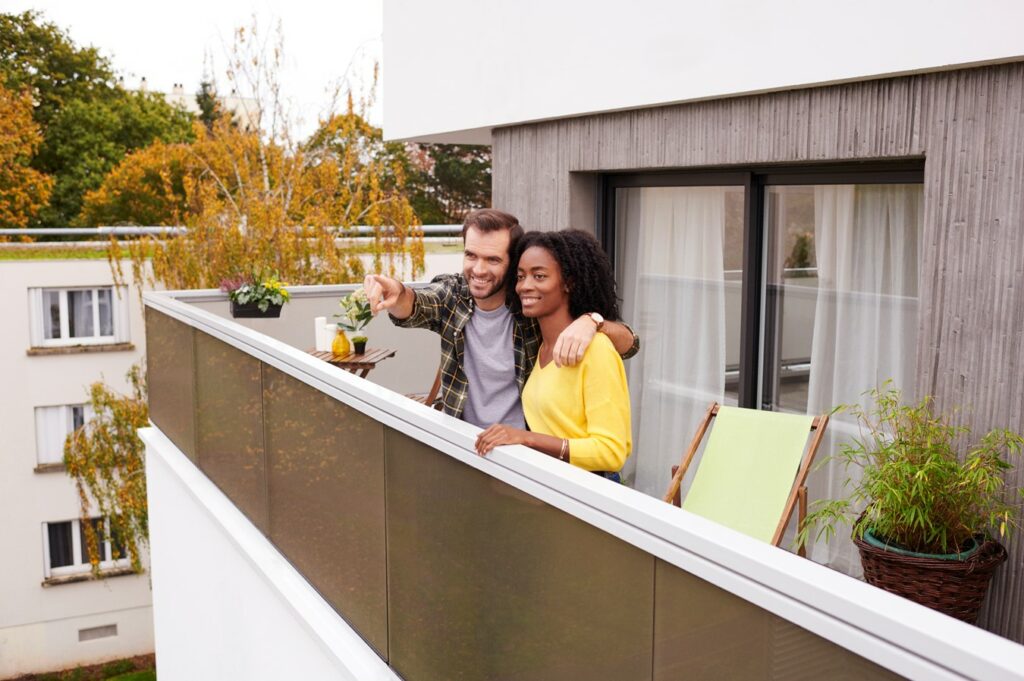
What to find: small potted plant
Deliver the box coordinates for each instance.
[800,384,1023,622]
[334,288,373,355]
[221,271,291,318]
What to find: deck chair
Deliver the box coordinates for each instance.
[662,403,829,556]
[406,365,443,411]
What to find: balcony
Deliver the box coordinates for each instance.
[141,285,1024,680]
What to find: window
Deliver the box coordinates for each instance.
[604,167,923,489]
[28,287,129,347]
[605,165,923,571]
[35,404,93,466]
[42,517,128,579]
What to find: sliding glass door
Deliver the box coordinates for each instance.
[606,168,923,569]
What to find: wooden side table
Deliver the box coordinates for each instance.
[307,348,397,378]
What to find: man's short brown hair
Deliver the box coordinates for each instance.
[462,209,524,255]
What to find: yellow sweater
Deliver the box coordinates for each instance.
[522,334,632,472]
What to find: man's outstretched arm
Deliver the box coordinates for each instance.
[364,274,415,319]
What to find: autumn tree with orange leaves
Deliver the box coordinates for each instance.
[64,364,149,576]
[0,83,53,229]
[86,21,422,291]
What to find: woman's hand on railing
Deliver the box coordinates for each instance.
[475,424,529,455]
[475,425,566,462]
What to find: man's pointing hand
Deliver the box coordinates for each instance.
[363,274,405,315]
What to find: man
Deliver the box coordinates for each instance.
[363,209,638,428]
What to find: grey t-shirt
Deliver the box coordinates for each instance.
[461,304,526,429]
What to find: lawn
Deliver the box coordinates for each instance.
[107,673,155,681]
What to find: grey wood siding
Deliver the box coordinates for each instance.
[492,62,1024,642]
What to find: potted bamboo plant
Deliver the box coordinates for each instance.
[799,385,1023,622]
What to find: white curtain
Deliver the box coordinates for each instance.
[34,404,94,465]
[35,406,68,465]
[805,184,922,573]
[69,289,94,338]
[617,187,728,498]
[40,289,61,341]
[113,286,131,343]
[97,288,113,337]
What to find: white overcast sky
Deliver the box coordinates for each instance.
[2,0,384,136]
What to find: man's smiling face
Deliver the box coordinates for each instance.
[463,226,511,310]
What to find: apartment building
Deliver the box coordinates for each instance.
[384,0,1024,644]
[0,253,153,678]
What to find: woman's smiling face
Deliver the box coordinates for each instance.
[516,245,569,318]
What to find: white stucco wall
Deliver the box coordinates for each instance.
[143,427,398,681]
[383,0,1024,142]
[0,258,153,678]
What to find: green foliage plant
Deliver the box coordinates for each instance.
[220,271,291,312]
[64,364,149,575]
[335,287,372,334]
[784,231,814,278]
[100,660,134,678]
[799,385,1024,555]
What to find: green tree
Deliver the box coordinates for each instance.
[41,92,194,224]
[0,11,118,128]
[195,80,229,131]
[1,10,196,225]
[406,143,491,223]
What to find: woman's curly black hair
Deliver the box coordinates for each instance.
[509,229,621,320]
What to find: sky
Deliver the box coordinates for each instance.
[3,0,385,137]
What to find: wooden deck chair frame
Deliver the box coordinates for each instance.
[406,365,443,411]
[662,402,829,557]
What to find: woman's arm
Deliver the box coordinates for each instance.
[474,425,566,459]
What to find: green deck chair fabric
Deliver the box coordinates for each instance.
[681,406,815,543]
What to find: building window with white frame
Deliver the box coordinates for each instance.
[35,404,94,466]
[42,517,129,579]
[28,286,130,348]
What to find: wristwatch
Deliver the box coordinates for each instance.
[585,312,605,332]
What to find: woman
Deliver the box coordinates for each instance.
[474,229,631,477]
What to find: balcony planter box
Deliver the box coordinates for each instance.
[854,529,1007,623]
[231,301,283,318]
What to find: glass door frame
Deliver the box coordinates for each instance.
[599,162,924,411]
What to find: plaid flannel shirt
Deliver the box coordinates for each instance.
[391,274,538,419]
[392,273,639,420]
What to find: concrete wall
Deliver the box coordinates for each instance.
[143,427,398,681]
[0,259,153,678]
[383,0,1024,142]
[490,61,1024,642]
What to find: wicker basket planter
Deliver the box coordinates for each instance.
[854,531,1007,623]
